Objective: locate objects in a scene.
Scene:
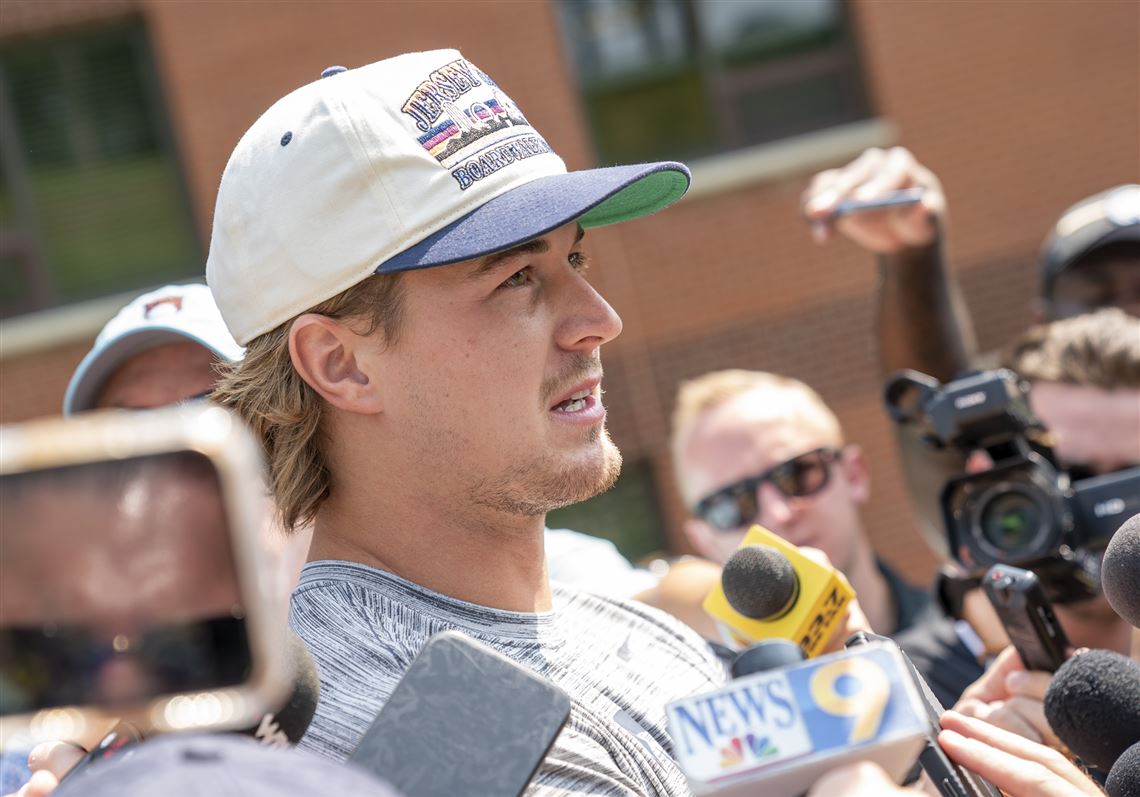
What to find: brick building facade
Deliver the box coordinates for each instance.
[2,0,1137,580]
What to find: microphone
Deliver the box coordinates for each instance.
[1044,649,1140,772]
[1107,740,1140,797]
[52,733,401,797]
[703,525,854,657]
[666,638,930,795]
[239,630,320,747]
[1103,513,1140,628]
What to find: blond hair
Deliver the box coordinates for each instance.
[1001,308,1140,389]
[670,369,841,504]
[212,274,404,532]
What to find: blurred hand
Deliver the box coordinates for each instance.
[807,760,914,795]
[802,147,946,254]
[799,546,872,654]
[939,711,1102,797]
[953,645,1065,750]
[4,741,83,797]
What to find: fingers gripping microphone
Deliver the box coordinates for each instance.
[1103,513,1140,629]
[703,526,854,657]
[1044,650,1140,772]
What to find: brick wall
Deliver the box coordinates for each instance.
[3,0,1137,582]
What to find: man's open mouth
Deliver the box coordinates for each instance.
[553,388,592,413]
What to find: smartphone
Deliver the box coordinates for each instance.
[0,404,289,747]
[846,632,1001,797]
[349,631,571,797]
[983,564,1069,672]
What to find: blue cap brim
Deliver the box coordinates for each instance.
[376,162,690,273]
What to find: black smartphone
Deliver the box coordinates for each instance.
[845,632,1001,797]
[349,631,571,797]
[983,564,1069,673]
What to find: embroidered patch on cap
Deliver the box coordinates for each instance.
[401,58,552,191]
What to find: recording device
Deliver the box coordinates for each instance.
[1102,513,1140,628]
[846,632,1000,797]
[0,404,290,748]
[666,638,929,796]
[349,631,571,797]
[981,565,1068,672]
[703,526,854,657]
[1043,649,1140,773]
[1107,740,1140,797]
[884,368,1140,601]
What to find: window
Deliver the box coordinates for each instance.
[0,21,200,319]
[556,0,870,165]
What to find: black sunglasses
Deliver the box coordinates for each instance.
[692,447,843,531]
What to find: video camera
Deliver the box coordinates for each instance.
[0,404,290,748]
[884,368,1140,602]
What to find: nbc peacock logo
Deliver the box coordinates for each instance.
[718,733,779,769]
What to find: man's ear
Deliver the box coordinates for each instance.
[288,314,383,414]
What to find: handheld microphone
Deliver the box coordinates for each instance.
[53,733,401,797]
[1103,513,1140,629]
[666,639,929,796]
[1107,740,1140,797]
[1043,649,1140,772]
[240,631,320,747]
[703,526,854,657]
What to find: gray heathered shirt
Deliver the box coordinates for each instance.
[290,560,727,796]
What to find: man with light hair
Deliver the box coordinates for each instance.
[671,369,930,637]
[204,50,737,793]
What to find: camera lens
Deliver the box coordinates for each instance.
[979,491,1043,554]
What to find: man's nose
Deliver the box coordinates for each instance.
[556,277,623,352]
[757,481,796,528]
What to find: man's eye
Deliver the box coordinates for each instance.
[569,252,590,273]
[500,268,532,289]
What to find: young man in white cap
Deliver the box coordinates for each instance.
[206,50,740,793]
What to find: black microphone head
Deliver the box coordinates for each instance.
[1103,513,1140,629]
[1107,740,1140,797]
[722,545,798,620]
[1044,649,1140,772]
[731,639,805,678]
[239,630,320,746]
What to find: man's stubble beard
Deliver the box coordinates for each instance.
[470,425,623,516]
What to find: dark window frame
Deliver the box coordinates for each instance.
[0,17,201,319]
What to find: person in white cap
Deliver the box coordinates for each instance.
[63,283,244,414]
[206,49,745,794]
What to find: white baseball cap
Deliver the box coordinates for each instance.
[63,283,244,414]
[207,49,691,345]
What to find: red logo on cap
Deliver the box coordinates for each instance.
[143,296,184,318]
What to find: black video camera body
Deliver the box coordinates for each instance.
[884,369,1140,600]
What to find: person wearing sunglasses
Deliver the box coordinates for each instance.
[671,369,930,637]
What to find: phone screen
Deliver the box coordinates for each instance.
[0,450,252,715]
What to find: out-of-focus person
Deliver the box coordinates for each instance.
[666,369,988,706]
[801,150,1137,553]
[670,369,929,637]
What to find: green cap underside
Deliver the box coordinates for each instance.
[578,169,690,229]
